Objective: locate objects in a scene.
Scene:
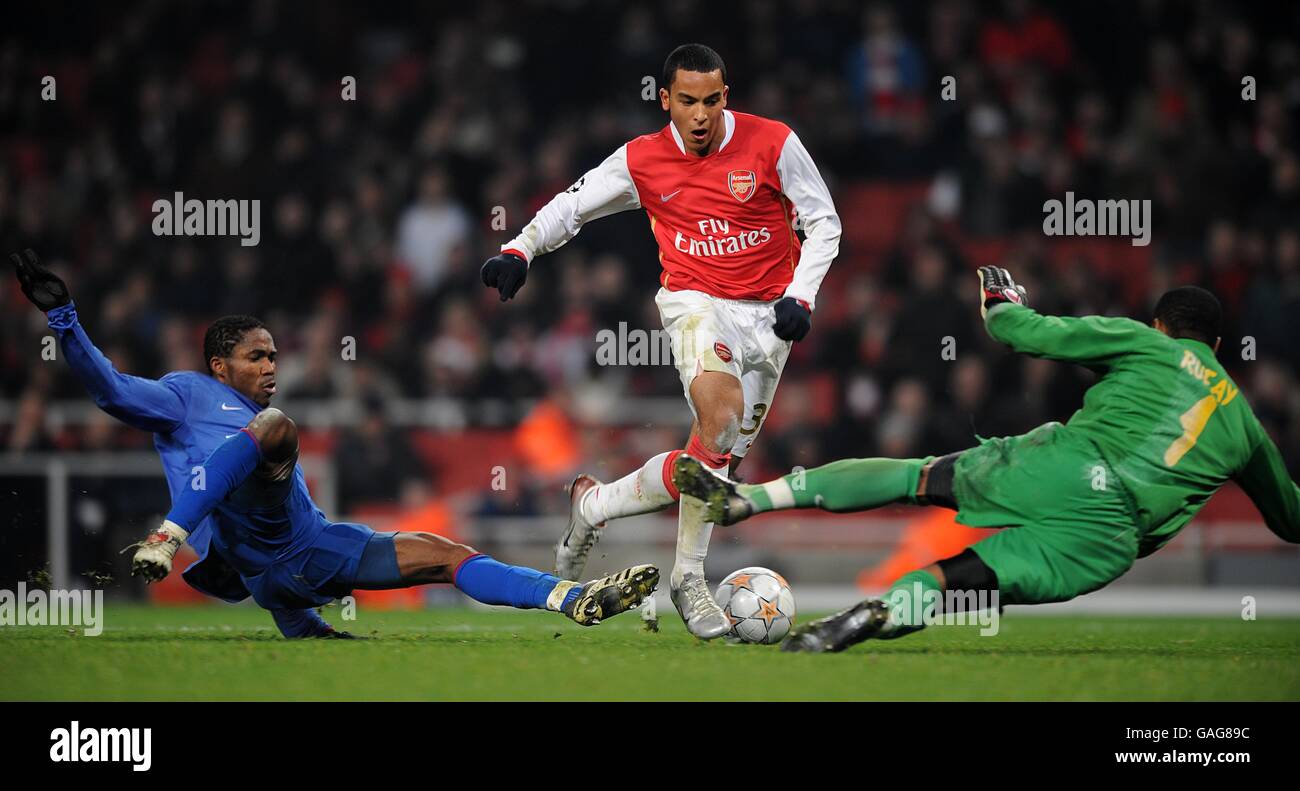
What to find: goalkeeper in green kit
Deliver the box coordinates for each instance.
[673,266,1300,652]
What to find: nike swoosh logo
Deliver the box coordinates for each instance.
[660,189,682,202]
[220,403,242,411]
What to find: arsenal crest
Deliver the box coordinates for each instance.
[727,170,757,203]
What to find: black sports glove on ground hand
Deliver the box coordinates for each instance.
[977,265,1028,319]
[480,252,528,302]
[10,248,71,311]
[773,297,812,341]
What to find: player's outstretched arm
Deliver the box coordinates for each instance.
[481,146,641,301]
[978,265,1146,368]
[10,248,186,434]
[1233,428,1300,544]
[129,408,294,581]
[774,131,841,341]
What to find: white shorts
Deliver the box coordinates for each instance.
[654,287,792,458]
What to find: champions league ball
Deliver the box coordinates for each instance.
[713,566,796,644]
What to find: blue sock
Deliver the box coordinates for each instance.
[167,429,262,530]
[454,555,581,611]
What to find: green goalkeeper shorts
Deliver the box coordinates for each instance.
[951,421,1141,606]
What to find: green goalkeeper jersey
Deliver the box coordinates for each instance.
[984,303,1300,556]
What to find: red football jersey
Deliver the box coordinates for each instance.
[503,109,840,308]
[626,111,799,301]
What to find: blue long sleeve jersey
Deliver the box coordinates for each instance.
[48,302,323,602]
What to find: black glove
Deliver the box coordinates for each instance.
[10,248,71,311]
[773,297,812,341]
[977,265,1028,319]
[480,252,528,302]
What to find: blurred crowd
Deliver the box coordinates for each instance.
[3,0,1299,515]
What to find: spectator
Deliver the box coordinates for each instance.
[333,396,427,513]
[396,166,470,294]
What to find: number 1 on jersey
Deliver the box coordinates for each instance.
[1164,395,1218,467]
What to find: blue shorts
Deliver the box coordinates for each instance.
[352,531,404,589]
[211,460,409,609]
[252,526,403,610]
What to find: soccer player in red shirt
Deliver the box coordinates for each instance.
[482,44,841,639]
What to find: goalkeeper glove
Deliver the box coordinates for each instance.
[977,266,1028,320]
[773,297,812,341]
[9,248,71,311]
[125,520,189,583]
[480,251,528,301]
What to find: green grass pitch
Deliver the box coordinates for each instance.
[2,605,1298,701]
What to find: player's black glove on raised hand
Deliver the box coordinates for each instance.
[10,248,71,311]
[773,297,812,342]
[977,266,1028,319]
[480,252,528,302]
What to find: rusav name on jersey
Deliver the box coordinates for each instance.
[50,722,151,772]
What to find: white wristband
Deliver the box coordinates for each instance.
[159,520,189,544]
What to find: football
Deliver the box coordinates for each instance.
[713,566,797,644]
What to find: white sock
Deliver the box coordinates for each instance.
[580,451,677,525]
[671,457,727,588]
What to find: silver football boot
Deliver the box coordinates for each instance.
[554,474,605,580]
[670,572,731,640]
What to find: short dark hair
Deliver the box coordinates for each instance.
[662,44,726,91]
[203,315,266,374]
[1152,286,1222,345]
